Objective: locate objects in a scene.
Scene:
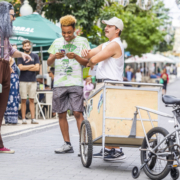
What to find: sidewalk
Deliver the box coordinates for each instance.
[1,116,74,139]
[169,74,178,83]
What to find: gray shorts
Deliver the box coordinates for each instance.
[52,86,84,114]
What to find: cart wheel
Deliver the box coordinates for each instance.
[170,168,179,180]
[80,120,93,168]
[132,166,140,179]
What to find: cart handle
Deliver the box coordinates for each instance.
[104,80,163,87]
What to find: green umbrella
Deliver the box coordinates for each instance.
[10,14,62,48]
[10,14,62,87]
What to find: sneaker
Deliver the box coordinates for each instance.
[93,148,111,158]
[0,147,15,154]
[31,119,39,124]
[104,148,126,161]
[22,119,27,124]
[55,143,74,154]
[26,112,31,119]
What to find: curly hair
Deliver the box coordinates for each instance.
[0,1,14,38]
[60,15,76,29]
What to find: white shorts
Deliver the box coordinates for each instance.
[19,82,37,99]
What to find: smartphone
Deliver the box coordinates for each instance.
[58,49,66,54]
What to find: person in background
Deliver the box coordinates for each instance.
[83,77,94,100]
[157,66,161,74]
[18,40,40,125]
[161,68,169,95]
[0,1,32,154]
[36,75,50,90]
[4,44,20,124]
[135,69,142,87]
[47,67,56,118]
[130,68,135,80]
[48,67,55,89]
[125,67,133,81]
[166,64,170,76]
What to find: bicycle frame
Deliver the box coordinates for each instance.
[137,106,180,157]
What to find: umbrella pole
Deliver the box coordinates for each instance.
[40,46,44,89]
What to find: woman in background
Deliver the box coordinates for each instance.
[135,69,142,87]
[161,68,169,95]
[4,45,20,124]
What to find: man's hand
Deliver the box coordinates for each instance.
[55,52,65,59]
[66,52,76,59]
[87,60,94,70]
[21,53,32,63]
[81,49,91,59]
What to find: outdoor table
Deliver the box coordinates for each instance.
[36,90,53,120]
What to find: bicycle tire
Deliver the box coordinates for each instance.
[141,127,174,180]
[80,120,93,168]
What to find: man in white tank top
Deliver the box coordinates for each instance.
[81,17,126,161]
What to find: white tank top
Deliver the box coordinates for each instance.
[96,37,124,81]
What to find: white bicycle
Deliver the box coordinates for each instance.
[132,95,180,180]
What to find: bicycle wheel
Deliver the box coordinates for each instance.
[141,127,174,180]
[80,120,93,168]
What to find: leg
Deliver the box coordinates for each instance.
[73,111,84,133]
[29,98,35,119]
[19,82,27,119]
[21,99,27,119]
[58,111,70,142]
[28,82,37,119]
[68,86,84,133]
[0,61,10,148]
[53,87,74,153]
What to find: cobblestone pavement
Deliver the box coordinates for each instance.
[1,79,180,180]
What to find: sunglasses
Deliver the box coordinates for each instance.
[48,72,51,74]
[10,13,16,18]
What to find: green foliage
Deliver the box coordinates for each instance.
[43,0,104,38]
[99,2,167,56]
[10,0,36,16]
[10,0,173,55]
[0,0,11,2]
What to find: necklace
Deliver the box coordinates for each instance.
[64,36,76,53]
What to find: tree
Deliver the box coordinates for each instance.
[11,0,104,40]
[10,0,173,55]
[152,0,175,52]
[98,0,169,55]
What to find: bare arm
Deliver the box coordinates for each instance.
[47,54,56,66]
[75,55,88,66]
[18,64,34,71]
[29,64,40,71]
[81,44,103,59]
[90,42,122,65]
[12,50,23,58]
[47,53,65,66]
[66,53,88,66]
[12,51,32,62]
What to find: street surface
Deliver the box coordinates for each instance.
[1,79,180,180]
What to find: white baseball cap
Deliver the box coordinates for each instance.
[102,17,124,31]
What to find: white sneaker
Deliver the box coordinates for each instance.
[22,119,27,124]
[55,143,74,154]
[31,119,39,124]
